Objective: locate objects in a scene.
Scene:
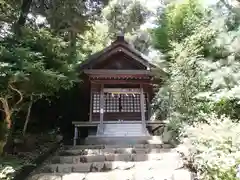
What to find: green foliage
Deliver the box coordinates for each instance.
[152,0,240,123]
[152,0,240,179]
[152,0,204,53]
[80,0,154,56]
[103,0,150,37]
[0,0,20,24]
[0,27,77,99]
[0,156,24,180]
[182,114,240,180]
[79,21,110,58]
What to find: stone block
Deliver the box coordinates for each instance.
[114,154,132,161]
[86,155,105,162]
[72,163,92,172]
[60,156,74,164]
[73,156,81,163]
[105,154,115,161]
[114,148,124,154]
[85,149,100,155]
[146,144,163,149]
[102,162,113,171]
[124,148,134,154]
[105,145,130,149]
[134,144,145,148]
[102,148,116,154]
[90,162,105,172]
[44,165,57,173]
[57,165,72,173]
[51,157,61,164]
[134,148,148,154]
[32,174,62,180]
[162,144,173,149]
[132,154,148,161]
[149,148,162,153]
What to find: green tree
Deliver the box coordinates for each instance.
[152,0,204,53]
[0,27,78,154]
[79,0,155,57]
[30,0,109,60]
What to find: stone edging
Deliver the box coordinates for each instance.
[12,140,62,180]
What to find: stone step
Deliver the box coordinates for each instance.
[65,143,170,150]
[28,169,192,180]
[84,136,162,145]
[42,158,183,173]
[59,147,172,156]
[51,153,164,164]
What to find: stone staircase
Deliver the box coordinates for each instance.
[101,123,149,137]
[27,142,193,180]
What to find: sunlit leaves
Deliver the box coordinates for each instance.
[152,0,205,53]
[182,114,240,180]
[0,27,77,101]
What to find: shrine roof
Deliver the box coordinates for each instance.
[79,35,155,70]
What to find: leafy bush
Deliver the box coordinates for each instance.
[181,113,240,180]
[0,166,16,180]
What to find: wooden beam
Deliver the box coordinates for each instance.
[84,69,153,76]
[89,85,93,122]
[147,92,151,120]
[72,121,166,126]
[90,80,152,85]
[103,88,141,93]
[99,84,104,134]
[140,84,146,127]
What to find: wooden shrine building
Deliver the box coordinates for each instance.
[72,35,163,145]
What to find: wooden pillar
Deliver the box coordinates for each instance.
[89,86,93,122]
[147,93,151,121]
[140,84,146,126]
[73,125,78,146]
[99,84,104,134]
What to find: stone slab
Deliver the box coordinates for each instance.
[70,155,106,163]
[72,163,92,172]
[28,174,62,180]
[131,153,163,161]
[63,147,172,156]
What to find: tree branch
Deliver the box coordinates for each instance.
[0,108,5,112]
[0,97,12,129]
[9,84,23,105]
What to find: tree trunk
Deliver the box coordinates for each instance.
[68,30,77,62]
[0,98,12,129]
[22,96,33,137]
[0,86,23,155]
[2,120,15,155]
[14,0,33,36]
